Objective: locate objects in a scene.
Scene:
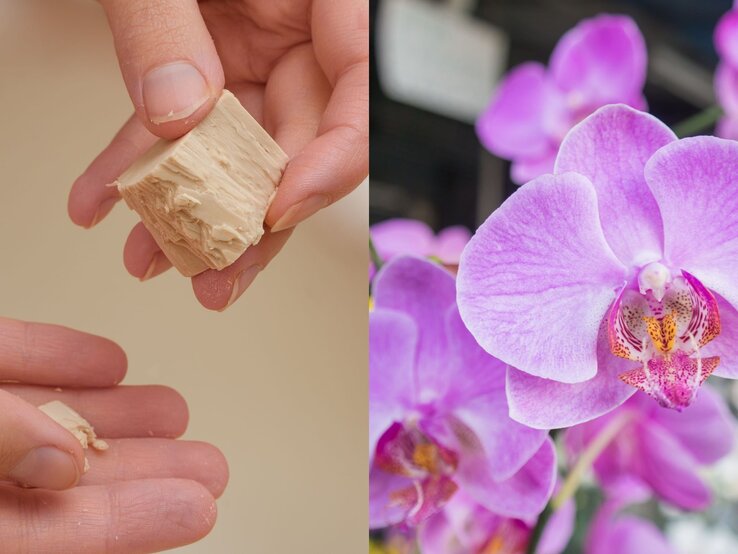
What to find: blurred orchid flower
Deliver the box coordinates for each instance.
[370,219,471,278]
[714,3,738,138]
[458,104,738,428]
[585,479,676,554]
[418,490,574,554]
[566,387,734,510]
[370,256,555,529]
[477,14,647,184]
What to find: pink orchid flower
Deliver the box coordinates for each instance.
[370,219,471,278]
[566,387,734,510]
[419,490,574,554]
[477,14,647,184]
[585,478,677,554]
[458,104,738,428]
[370,256,555,529]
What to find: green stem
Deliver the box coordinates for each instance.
[525,413,631,554]
[369,237,383,272]
[673,105,723,138]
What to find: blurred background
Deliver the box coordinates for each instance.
[370,0,731,229]
[370,1,738,552]
[0,1,367,552]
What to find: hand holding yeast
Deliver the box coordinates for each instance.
[68,0,368,310]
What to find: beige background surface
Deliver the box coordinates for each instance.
[0,1,367,552]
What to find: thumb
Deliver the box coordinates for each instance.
[0,390,86,490]
[100,0,225,139]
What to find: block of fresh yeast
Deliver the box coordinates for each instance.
[116,90,289,277]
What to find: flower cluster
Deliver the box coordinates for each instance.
[370,219,470,278]
[370,257,554,529]
[477,14,647,184]
[371,10,738,554]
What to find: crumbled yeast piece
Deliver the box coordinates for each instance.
[116,89,289,277]
[39,400,108,473]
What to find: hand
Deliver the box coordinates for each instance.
[0,317,228,553]
[68,0,369,310]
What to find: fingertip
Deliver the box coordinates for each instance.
[68,115,153,229]
[169,479,219,540]
[67,180,90,228]
[40,325,129,387]
[7,444,86,491]
[192,268,239,312]
[189,442,230,499]
[68,174,118,229]
[72,332,128,387]
[151,385,190,438]
[113,479,218,550]
[124,223,172,280]
[191,230,292,311]
[97,337,129,386]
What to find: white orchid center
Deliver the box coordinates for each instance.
[637,261,672,302]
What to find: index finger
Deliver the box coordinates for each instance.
[0,318,127,387]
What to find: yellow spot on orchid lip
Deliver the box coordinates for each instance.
[643,311,676,354]
[483,534,506,554]
[369,296,374,311]
[412,443,439,474]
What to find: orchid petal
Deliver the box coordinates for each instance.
[715,10,738,68]
[716,115,738,140]
[457,438,556,522]
[434,226,472,264]
[371,219,434,260]
[374,257,457,402]
[555,104,675,265]
[418,511,465,554]
[645,136,738,312]
[418,493,500,554]
[369,309,417,456]
[477,62,557,160]
[550,15,647,107]
[637,422,711,510]
[369,467,413,529]
[434,307,548,479]
[457,172,627,383]
[564,403,647,491]
[648,385,735,465]
[587,511,675,554]
[506,331,635,429]
[537,494,576,554]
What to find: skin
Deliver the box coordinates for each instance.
[68,0,369,310]
[0,318,229,552]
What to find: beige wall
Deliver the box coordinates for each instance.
[0,1,367,552]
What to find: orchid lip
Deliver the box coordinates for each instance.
[374,421,458,526]
[608,266,721,409]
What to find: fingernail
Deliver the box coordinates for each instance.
[270,194,330,233]
[222,265,262,311]
[140,252,169,281]
[89,196,119,228]
[9,447,80,490]
[142,62,210,125]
